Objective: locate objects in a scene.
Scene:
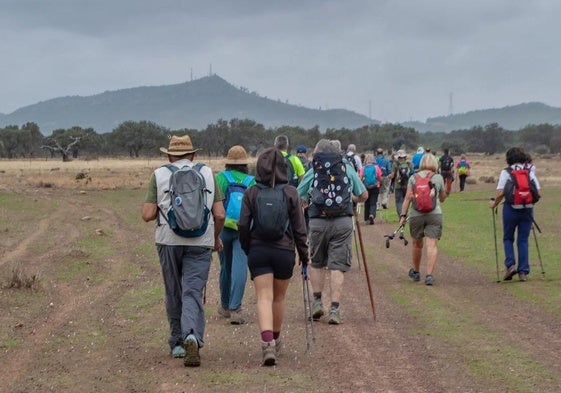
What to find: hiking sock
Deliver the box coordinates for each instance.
[261,330,274,343]
[330,302,340,309]
[313,292,322,301]
[273,331,280,340]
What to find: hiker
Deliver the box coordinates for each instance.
[215,145,256,325]
[456,154,471,191]
[296,144,312,171]
[375,148,392,209]
[297,139,368,324]
[489,147,541,282]
[346,143,362,172]
[238,147,309,366]
[390,150,413,217]
[439,148,455,195]
[274,135,306,186]
[411,146,425,172]
[141,135,225,367]
[359,154,382,224]
[399,153,447,286]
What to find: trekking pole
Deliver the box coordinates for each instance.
[301,264,315,351]
[531,224,545,278]
[491,200,500,283]
[354,214,376,321]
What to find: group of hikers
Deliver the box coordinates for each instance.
[141,135,540,367]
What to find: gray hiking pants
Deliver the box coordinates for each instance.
[157,244,211,350]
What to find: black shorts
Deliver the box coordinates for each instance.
[247,245,296,280]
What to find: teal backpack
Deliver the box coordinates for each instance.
[363,164,379,189]
[222,171,254,230]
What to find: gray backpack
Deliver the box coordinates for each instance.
[163,163,210,237]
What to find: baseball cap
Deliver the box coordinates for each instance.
[296,145,307,153]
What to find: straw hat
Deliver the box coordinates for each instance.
[224,145,250,165]
[159,135,200,156]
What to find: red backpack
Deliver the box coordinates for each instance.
[412,172,437,213]
[504,167,540,208]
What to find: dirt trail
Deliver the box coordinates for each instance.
[1,187,560,392]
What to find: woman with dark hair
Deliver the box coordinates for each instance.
[238,147,309,366]
[489,147,541,281]
[215,145,255,324]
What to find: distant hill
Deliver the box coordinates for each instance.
[401,102,561,132]
[0,75,375,134]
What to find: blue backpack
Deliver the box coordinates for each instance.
[375,156,391,176]
[222,171,254,230]
[363,164,378,189]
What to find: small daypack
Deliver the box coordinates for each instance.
[222,171,254,230]
[347,153,360,173]
[457,160,469,175]
[363,164,379,189]
[375,156,391,176]
[412,172,437,213]
[284,154,299,187]
[310,152,353,217]
[397,163,411,188]
[440,156,454,171]
[164,163,210,237]
[503,167,540,209]
[252,183,290,241]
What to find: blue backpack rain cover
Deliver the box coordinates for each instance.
[222,171,254,230]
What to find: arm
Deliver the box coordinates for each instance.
[399,187,414,224]
[141,202,158,222]
[211,201,225,251]
[489,189,505,209]
[287,188,309,264]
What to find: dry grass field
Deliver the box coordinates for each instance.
[0,152,560,393]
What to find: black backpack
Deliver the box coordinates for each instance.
[440,155,454,171]
[309,152,353,218]
[397,163,411,188]
[284,154,299,187]
[252,184,290,241]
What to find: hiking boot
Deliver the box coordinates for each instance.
[408,268,420,282]
[425,275,434,286]
[217,307,230,318]
[229,308,246,325]
[503,265,517,281]
[368,215,374,225]
[171,345,185,358]
[328,307,342,325]
[275,337,282,356]
[261,340,276,366]
[183,334,200,367]
[518,272,528,282]
[311,300,324,320]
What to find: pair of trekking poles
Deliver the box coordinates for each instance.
[490,199,545,282]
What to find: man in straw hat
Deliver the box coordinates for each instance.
[215,145,255,325]
[142,135,225,367]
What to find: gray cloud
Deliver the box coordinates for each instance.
[1,0,560,122]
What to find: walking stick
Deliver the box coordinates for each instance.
[353,224,362,271]
[301,264,315,351]
[531,224,545,278]
[354,214,376,321]
[491,203,500,283]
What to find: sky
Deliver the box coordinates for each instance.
[1,0,560,123]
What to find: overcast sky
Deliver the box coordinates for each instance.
[1,0,560,122]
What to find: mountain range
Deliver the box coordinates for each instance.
[1,75,561,134]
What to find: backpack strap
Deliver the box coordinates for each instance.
[242,174,254,187]
[223,170,236,184]
[164,163,179,173]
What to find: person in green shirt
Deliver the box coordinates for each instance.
[274,135,305,186]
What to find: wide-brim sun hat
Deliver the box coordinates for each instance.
[417,146,425,154]
[397,149,407,158]
[225,145,250,165]
[160,135,201,156]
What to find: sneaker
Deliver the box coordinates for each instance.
[408,268,420,282]
[425,275,434,286]
[171,345,185,358]
[183,334,200,367]
[229,309,246,325]
[518,272,528,282]
[368,215,374,225]
[311,300,324,320]
[261,340,276,366]
[503,265,517,281]
[217,307,230,318]
[328,307,342,325]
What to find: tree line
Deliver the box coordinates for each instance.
[1,119,560,161]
